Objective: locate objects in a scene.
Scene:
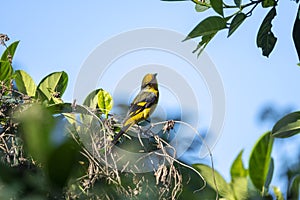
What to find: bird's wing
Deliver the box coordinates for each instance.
[127,89,158,118]
[113,90,158,144]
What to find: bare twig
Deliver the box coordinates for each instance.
[152,120,219,200]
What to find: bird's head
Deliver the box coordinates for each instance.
[141,73,158,90]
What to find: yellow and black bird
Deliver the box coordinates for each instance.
[112,73,159,144]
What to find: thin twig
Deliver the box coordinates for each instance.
[152,120,219,200]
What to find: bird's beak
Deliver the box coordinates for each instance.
[153,73,158,77]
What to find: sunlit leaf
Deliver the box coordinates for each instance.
[273,186,284,200]
[230,150,249,200]
[249,131,274,192]
[195,3,210,12]
[185,16,226,40]
[272,111,300,138]
[256,7,277,57]
[1,41,19,62]
[192,164,235,199]
[97,89,113,117]
[15,70,37,97]
[230,177,248,200]
[83,88,102,109]
[211,0,223,16]
[228,13,246,37]
[36,71,68,102]
[230,150,247,180]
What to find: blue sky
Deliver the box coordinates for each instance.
[2,0,300,190]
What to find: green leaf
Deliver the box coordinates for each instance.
[272,111,300,138]
[260,31,277,57]
[46,139,80,188]
[195,2,210,12]
[230,177,248,200]
[256,7,277,57]
[17,104,55,164]
[234,0,242,7]
[47,103,93,126]
[47,103,91,116]
[193,32,217,56]
[293,5,300,61]
[185,16,227,40]
[230,152,249,200]
[97,89,113,117]
[192,164,235,199]
[36,71,68,102]
[14,70,37,97]
[211,0,223,16]
[264,157,274,189]
[228,13,246,37]
[83,88,102,109]
[1,41,19,62]
[288,174,300,199]
[0,61,13,82]
[262,0,276,8]
[178,162,215,199]
[230,150,247,180]
[47,103,73,114]
[249,131,274,192]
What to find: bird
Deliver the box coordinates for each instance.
[111,73,159,144]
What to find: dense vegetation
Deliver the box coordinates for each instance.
[1,0,300,198]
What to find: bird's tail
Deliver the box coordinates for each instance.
[111,123,132,144]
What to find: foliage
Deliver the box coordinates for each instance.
[191,129,299,199]
[193,132,275,199]
[1,35,300,199]
[272,111,300,138]
[0,37,208,199]
[163,0,300,59]
[293,5,300,60]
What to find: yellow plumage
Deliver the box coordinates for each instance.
[112,73,159,144]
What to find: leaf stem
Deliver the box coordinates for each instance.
[223,0,263,10]
[241,0,263,9]
[246,1,260,17]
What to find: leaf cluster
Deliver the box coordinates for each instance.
[0,39,202,199]
[1,36,300,199]
[163,0,300,59]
